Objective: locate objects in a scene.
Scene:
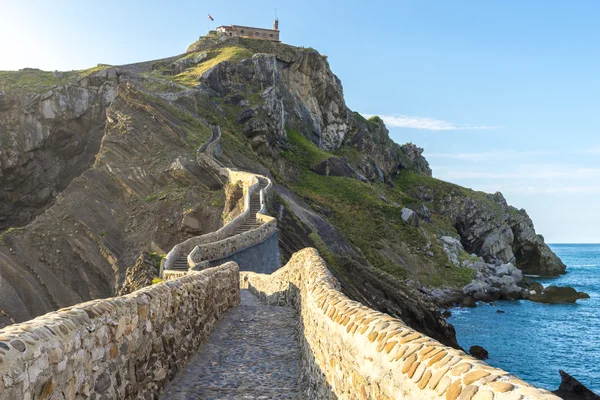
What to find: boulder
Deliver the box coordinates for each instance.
[310,156,360,179]
[469,345,489,360]
[529,285,590,304]
[401,208,420,227]
[462,296,476,308]
[553,370,600,400]
[417,204,432,223]
[181,213,202,234]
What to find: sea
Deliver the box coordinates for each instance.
[448,243,600,394]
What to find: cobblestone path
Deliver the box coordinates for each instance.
[161,290,303,399]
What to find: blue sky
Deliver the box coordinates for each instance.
[2,0,600,242]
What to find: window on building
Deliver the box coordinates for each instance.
[255,32,259,36]
[240,30,245,34]
[269,34,273,37]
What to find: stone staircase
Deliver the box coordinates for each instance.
[169,178,269,272]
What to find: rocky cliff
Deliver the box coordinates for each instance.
[0,35,565,346]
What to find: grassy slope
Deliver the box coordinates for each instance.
[106,38,481,290]
[279,130,477,288]
[0,66,112,93]
[150,46,254,87]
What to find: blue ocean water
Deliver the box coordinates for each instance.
[448,244,600,394]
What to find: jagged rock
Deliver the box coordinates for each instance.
[553,370,600,400]
[171,52,208,74]
[433,190,565,276]
[529,285,590,304]
[400,208,419,227]
[469,345,489,360]
[417,204,432,223]
[463,262,526,302]
[0,69,119,231]
[440,236,464,266]
[118,253,159,296]
[181,212,202,234]
[348,117,432,182]
[400,143,432,176]
[310,156,359,179]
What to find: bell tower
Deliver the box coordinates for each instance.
[273,18,279,31]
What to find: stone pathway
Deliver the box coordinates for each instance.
[161,290,303,399]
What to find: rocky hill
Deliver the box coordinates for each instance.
[0,35,565,346]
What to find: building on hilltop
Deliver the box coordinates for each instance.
[216,19,280,42]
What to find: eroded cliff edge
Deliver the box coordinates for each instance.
[0,36,564,346]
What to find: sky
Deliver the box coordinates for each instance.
[1,0,600,243]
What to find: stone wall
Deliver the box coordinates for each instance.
[188,215,277,267]
[205,231,281,274]
[0,263,240,399]
[241,248,560,400]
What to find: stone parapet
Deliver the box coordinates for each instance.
[163,122,275,273]
[188,215,277,268]
[241,248,560,400]
[0,263,240,399]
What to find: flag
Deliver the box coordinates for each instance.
[208,14,214,21]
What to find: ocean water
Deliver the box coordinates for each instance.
[448,244,600,394]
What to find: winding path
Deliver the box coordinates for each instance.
[161,290,303,399]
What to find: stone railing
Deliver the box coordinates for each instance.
[188,215,277,269]
[241,248,560,400]
[163,124,276,277]
[0,263,240,399]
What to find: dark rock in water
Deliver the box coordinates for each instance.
[527,281,544,295]
[441,309,452,318]
[529,285,590,304]
[553,370,600,400]
[310,156,359,179]
[462,296,477,308]
[469,345,489,360]
[496,309,505,314]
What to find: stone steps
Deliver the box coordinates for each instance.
[172,179,269,271]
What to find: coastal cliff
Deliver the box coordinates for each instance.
[0,36,564,345]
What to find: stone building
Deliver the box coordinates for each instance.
[216,19,280,42]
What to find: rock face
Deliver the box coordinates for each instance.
[529,285,590,304]
[118,252,160,295]
[553,370,600,400]
[310,156,359,179]
[426,190,565,276]
[0,36,566,352]
[0,69,118,230]
[463,262,527,302]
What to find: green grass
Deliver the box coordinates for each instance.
[161,46,254,87]
[78,65,112,76]
[283,129,332,168]
[0,227,26,243]
[0,70,76,93]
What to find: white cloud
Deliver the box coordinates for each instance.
[361,113,497,131]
